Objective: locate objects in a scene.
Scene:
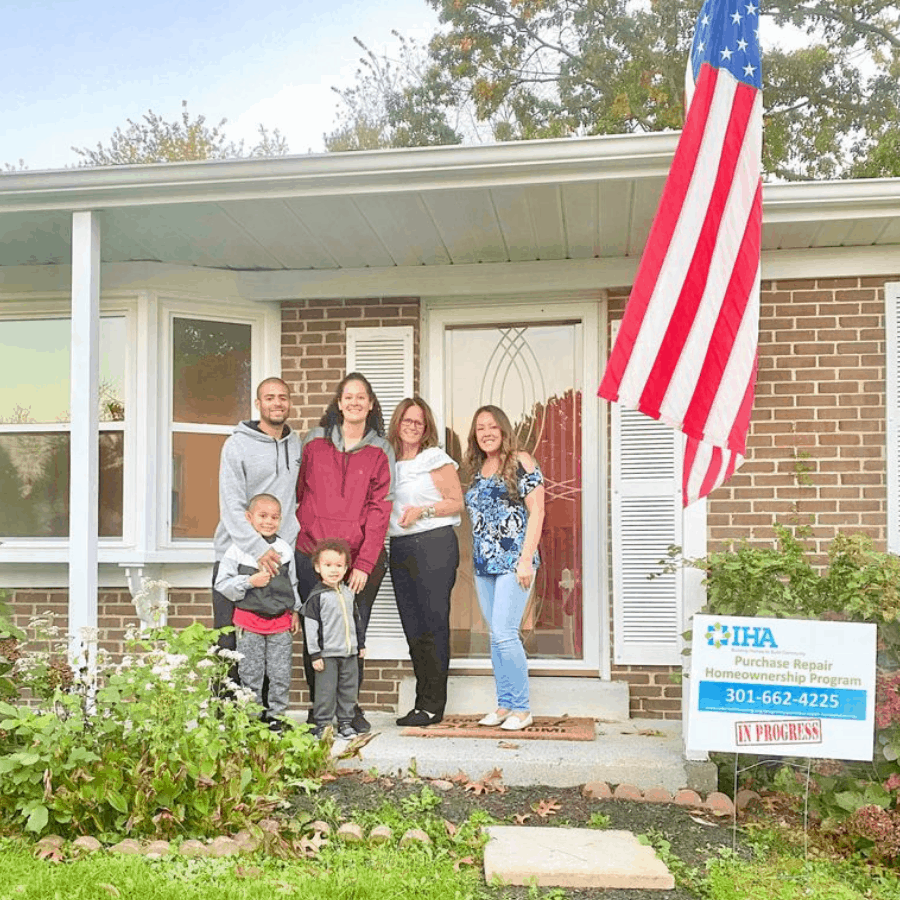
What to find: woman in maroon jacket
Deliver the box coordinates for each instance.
[295,373,395,733]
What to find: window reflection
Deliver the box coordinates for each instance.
[0,318,126,423]
[0,433,124,537]
[172,319,251,425]
[171,432,227,539]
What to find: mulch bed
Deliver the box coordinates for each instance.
[292,768,749,900]
[402,714,595,741]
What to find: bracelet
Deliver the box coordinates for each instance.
[422,505,436,519]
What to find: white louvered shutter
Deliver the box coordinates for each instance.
[886,283,900,554]
[346,326,414,658]
[610,324,683,665]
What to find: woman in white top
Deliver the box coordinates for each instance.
[387,397,463,727]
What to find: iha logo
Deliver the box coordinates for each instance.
[706,622,778,649]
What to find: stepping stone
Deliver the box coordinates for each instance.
[483,827,674,890]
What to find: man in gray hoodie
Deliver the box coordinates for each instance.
[212,378,301,656]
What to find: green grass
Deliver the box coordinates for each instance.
[0,837,491,900]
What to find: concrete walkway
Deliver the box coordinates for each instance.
[328,712,716,793]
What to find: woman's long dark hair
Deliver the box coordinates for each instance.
[319,372,385,437]
[464,405,520,498]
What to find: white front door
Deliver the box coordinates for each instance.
[424,298,604,674]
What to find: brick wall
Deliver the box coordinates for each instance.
[709,276,893,554]
[280,296,420,431]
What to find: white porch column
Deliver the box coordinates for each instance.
[69,211,101,660]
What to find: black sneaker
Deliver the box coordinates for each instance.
[351,706,371,734]
[396,709,441,727]
[337,722,357,740]
[306,708,316,725]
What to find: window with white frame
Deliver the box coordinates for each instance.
[0,315,127,539]
[168,315,253,542]
[0,296,273,556]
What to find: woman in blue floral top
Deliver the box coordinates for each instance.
[464,405,545,731]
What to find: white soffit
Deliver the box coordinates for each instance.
[0,133,898,274]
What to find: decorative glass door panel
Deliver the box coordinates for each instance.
[444,322,584,660]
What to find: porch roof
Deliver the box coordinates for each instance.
[1,133,899,277]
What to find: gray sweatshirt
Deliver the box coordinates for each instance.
[213,421,301,562]
[301,582,364,660]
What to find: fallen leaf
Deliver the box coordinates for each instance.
[689,814,720,827]
[498,741,519,749]
[637,729,665,737]
[453,856,475,871]
[513,813,531,824]
[464,780,489,795]
[443,819,457,837]
[450,770,470,784]
[532,798,562,819]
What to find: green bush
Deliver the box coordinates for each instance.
[0,620,328,841]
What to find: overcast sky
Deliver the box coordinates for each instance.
[4,0,439,171]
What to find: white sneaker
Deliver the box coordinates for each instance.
[478,710,511,726]
[499,712,533,731]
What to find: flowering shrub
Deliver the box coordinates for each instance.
[0,618,328,840]
[834,804,900,865]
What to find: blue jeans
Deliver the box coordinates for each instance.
[473,573,531,711]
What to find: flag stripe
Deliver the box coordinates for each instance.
[610,66,735,411]
[598,65,719,402]
[638,75,758,420]
[680,176,762,450]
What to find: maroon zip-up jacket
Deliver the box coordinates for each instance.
[295,426,395,574]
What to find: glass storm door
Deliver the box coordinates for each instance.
[426,300,601,670]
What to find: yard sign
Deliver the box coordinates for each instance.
[687,614,876,761]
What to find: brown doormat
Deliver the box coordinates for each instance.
[402,714,595,741]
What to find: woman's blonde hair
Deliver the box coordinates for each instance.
[464,405,520,498]
[387,397,439,458]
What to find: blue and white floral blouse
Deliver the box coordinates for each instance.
[465,461,543,575]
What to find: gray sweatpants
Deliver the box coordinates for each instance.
[237,628,292,717]
[313,655,358,727]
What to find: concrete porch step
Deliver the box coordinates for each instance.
[400,675,631,722]
[325,712,716,793]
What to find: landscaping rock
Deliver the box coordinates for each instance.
[71,836,103,854]
[232,830,260,852]
[309,820,332,835]
[179,840,206,858]
[736,789,761,811]
[109,839,142,855]
[673,789,702,807]
[641,788,673,804]
[144,840,171,857]
[582,781,612,800]
[431,779,455,792]
[337,823,364,842]
[613,784,643,802]
[704,792,735,817]
[207,836,241,857]
[258,818,281,834]
[369,824,392,844]
[36,835,65,849]
[399,828,432,847]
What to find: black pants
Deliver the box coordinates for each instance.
[389,526,459,717]
[295,548,387,705]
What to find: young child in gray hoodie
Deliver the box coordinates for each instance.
[301,539,365,739]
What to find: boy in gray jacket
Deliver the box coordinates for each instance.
[301,539,365,739]
[214,493,300,729]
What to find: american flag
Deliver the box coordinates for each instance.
[598,0,763,506]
